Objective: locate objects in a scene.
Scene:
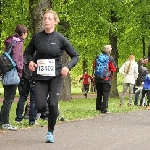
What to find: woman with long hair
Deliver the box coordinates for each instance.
[119,55,138,106]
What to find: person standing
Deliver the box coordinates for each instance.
[24,10,79,143]
[79,71,93,98]
[134,58,148,106]
[95,45,117,113]
[119,55,138,106]
[0,24,28,130]
[15,52,37,125]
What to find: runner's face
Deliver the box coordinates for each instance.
[43,13,56,30]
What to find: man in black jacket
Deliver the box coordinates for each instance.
[15,53,37,125]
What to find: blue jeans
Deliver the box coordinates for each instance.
[15,77,37,124]
[134,88,140,106]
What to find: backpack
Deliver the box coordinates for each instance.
[95,53,110,79]
[0,40,17,76]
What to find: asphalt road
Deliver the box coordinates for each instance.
[0,110,150,150]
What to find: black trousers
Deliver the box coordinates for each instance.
[35,76,63,132]
[140,89,150,106]
[96,82,111,113]
[1,85,17,124]
[15,77,37,124]
[83,84,89,93]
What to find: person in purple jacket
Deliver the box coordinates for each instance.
[0,24,27,131]
[139,70,150,109]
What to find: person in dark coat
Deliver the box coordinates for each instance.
[15,52,37,125]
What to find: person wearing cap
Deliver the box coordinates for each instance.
[95,45,117,113]
[119,55,138,107]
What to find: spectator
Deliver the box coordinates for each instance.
[119,55,138,107]
[0,24,27,131]
[79,71,94,98]
[95,45,117,113]
[15,52,37,126]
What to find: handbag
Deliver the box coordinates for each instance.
[2,68,20,85]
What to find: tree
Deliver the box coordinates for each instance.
[29,0,53,34]
[55,1,77,100]
[2,0,150,98]
[0,1,2,51]
[109,10,119,97]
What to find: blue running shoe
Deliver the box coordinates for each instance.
[46,132,54,143]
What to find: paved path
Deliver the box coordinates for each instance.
[0,110,150,150]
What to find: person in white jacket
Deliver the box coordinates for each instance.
[119,55,138,106]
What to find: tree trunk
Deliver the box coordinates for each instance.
[142,37,145,57]
[82,57,88,74]
[58,19,72,100]
[59,51,71,100]
[29,0,53,34]
[0,1,2,50]
[109,10,119,98]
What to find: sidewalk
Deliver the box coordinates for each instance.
[0,110,150,150]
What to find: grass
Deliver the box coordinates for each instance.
[0,83,141,130]
[0,96,143,130]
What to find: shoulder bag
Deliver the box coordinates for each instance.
[2,68,20,85]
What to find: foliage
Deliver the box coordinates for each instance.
[53,0,150,77]
[1,0,150,89]
[1,0,30,52]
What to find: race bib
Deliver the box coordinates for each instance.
[37,59,55,76]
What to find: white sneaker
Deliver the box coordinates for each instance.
[2,124,17,131]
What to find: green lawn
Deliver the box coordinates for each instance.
[0,95,143,130]
[0,83,140,130]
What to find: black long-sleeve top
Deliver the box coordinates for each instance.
[24,30,79,80]
[135,65,148,86]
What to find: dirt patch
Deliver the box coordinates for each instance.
[71,93,96,99]
[0,94,97,103]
